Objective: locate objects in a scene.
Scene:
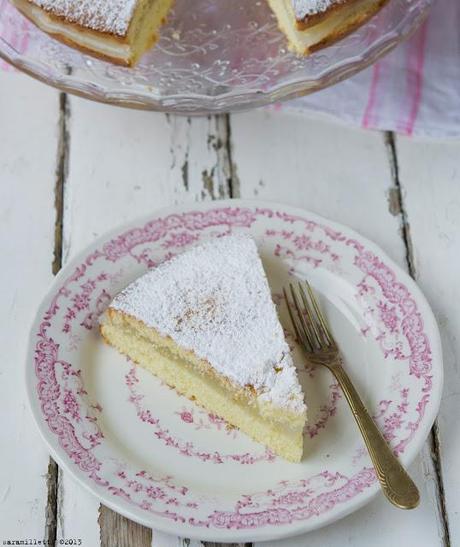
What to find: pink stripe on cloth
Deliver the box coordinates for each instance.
[0,59,12,71]
[0,2,12,70]
[0,1,18,71]
[361,14,388,130]
[362,62,382,129]
[396,21,428,135]
[361,55,393,130]
[0,0,31,72]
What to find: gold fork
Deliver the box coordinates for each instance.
[283,281,420,510]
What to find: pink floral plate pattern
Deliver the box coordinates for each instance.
[26,200,442,542]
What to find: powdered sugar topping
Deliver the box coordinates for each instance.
[30,0,138,36]
[292,0,342,20]
[110,235,306,415]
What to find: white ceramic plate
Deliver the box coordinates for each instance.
[27,200,442,542]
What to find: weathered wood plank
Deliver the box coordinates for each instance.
[395,134,460,546]
[1,70,453,547]
[230,110,443,547]
[98,507,153,547]
[59,97,233,545]
[151,530,203,547]
[0,72,59,539]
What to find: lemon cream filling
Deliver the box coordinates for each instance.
[101,312,305,462]
[100,235,307,462]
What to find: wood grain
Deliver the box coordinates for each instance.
[204,544,250,547]
[0,72,60,538]
[46,92,71,546]
[395,133,459,547]
[99,506,153,547]
[386,132,450,546]
[1,71,454,546]
[231,109,444,547]
[56,98,236,546]
[44,459,59,545]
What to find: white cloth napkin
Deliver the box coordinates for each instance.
[283,0,460,138]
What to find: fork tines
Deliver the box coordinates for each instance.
[283,281,334,352]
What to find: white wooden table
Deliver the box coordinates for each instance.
[1,71,458,547]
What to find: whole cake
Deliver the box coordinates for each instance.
[100,235,307,462]
[11,0,388,65]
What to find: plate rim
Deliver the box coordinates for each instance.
[25,198,444,542]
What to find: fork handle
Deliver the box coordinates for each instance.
[331,362,420,509]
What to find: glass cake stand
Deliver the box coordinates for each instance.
[0,0,432,114]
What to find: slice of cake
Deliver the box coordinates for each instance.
[267,0,388,55]
[11,0,174,66]
[100,235,307,462]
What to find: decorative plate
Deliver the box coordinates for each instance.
[1,0,432,113]
[27,200,442,542]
